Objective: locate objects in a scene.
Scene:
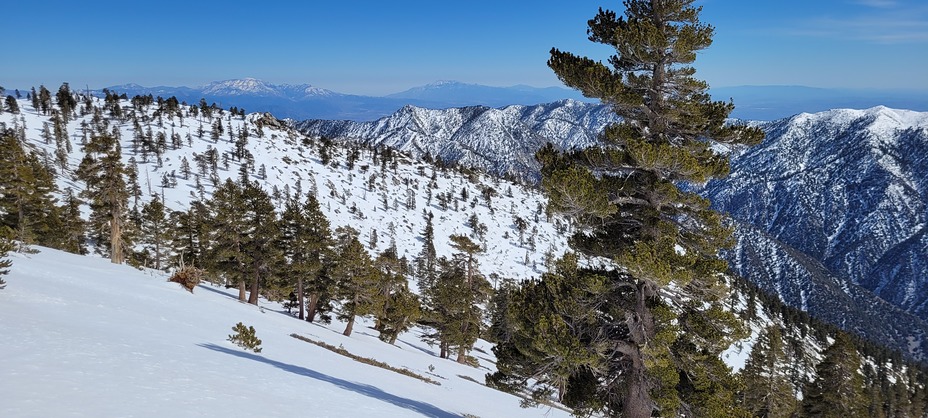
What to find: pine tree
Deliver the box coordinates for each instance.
[76,134,130,263]
[802,332,868,418]
[740,326,798,418]
[420,235,491,363]
[372,248,420,344]
[0,225,13,289]
[495,2,763,416]
[0,130,61,247]
[278,193,334,322]
[205,179,249,300]
[56,83,77,119]
[58,188,86,255]
[240,181,281,305]
[331,226,379,337]
[416,211,437,281]
[140,195,170,270]
[5,96,19,114]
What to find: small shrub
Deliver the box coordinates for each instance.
[169,266,204,292]
[228,322,262,353]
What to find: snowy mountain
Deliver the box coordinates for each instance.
[100,79,591,122]
[700,107,928,321]
[0,246,572,418]
[296,100,619,181]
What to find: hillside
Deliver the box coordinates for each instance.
[0,246,571,418]
[0,95,567,282]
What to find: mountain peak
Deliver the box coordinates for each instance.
[201,78,280,96]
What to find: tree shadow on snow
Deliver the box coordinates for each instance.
[197,343,460,418]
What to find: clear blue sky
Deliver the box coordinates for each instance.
[4,0,927,95]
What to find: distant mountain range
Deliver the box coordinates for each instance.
[100,78,591,121]
[93,78,928,122]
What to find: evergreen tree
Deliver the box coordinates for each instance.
[277,193,334,322]
[495,1,763,416]
[76,134,130,263]
[740,326,798,418]
[205,179,249,301]
[0,225,13,289]
[0,130,57,246]
[372,248,420,344]
[56,83,77,119]
[801,332,868,418]
[416,211,437,281]
[58,188,86,255]
[420,235,491,363]
[37,85,52,114]
[140,195,170,270]
[171,200,208,268]
[330,226,379,336]
[240,181,281,305]
[5,96,19,114]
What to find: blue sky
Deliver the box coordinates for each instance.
[4,0,927,95]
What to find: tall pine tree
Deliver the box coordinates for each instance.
[740,326,798,418]
[494,1,763,416]
[802,332,868,418]
[77,133,130,263]
[278,193,334,321]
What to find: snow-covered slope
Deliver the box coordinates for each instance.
[295,100,618,180]
[0,246,571,418]
[0,96,567,281]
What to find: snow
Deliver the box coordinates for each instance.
[0,96,568,282]
[0,246,571,418]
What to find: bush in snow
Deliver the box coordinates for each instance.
[228,322,262,353]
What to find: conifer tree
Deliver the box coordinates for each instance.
[0,130,60,246]
[740,326,798,418]
[140,195,169,270]
[76,133,130,263]
[240,181,281,305]
[494,1,763,416]
[802,332,868,418]
[372,248,420,344]
[5,96,19,114]
[421,235,491,363]
[205,179,249,300]
[278,193,334,322]
[56,83,77,119]
[58,188,86,255]
[331,226,379,336]
[0,225,13,289]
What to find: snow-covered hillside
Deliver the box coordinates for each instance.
[0,246,572,418]
[0,96,568,281]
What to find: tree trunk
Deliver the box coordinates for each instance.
[623,350,653,418]
[297,278,305,320]
[110,214,123,264]
[456,347,468,364]
[237,279,246,301]
[618,280,658,418]
[343,315,355,336]
[307,292,320,323]
[248,267,260,305]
